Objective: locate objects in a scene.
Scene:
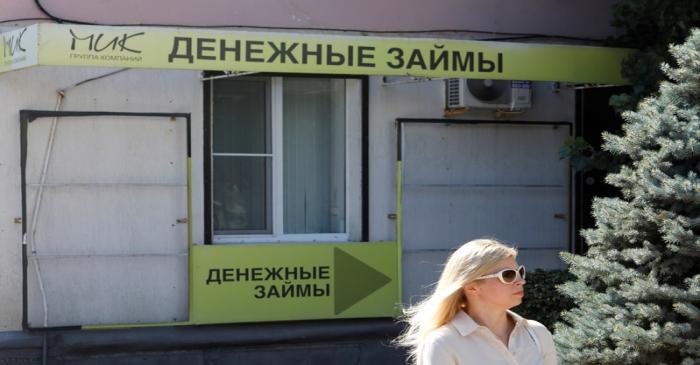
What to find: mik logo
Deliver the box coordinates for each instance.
[3,28,27,57]
[69,29,144,53]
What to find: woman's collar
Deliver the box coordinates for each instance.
[451,309,527,337]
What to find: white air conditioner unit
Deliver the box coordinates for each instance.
[445,78,532,111]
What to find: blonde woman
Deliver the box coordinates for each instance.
[396,239,557,365]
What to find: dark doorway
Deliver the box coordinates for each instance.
[574,86,630,254]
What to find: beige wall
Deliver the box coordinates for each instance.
[2,0,617,40]
[0,68,579,331]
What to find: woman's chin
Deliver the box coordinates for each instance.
[509,297,523,308]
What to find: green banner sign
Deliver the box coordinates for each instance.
[190,242,400,324]
[2,23,632,84]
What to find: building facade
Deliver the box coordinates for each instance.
[0,1,624,363]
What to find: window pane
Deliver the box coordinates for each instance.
[213,156,271,233]
[213,79,270,154]
[283,78,346,234]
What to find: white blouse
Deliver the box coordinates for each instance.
[420,310,558,365]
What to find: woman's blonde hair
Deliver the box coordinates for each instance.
[394,238,518,364]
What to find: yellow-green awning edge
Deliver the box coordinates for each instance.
[2,23,633,84]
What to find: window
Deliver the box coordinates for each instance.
[209,76,359,243]
[212,78,272,234]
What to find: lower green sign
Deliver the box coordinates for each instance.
[190,241,400,324]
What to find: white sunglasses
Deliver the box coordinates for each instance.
[476,265,526,284]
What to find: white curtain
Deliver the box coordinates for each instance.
[283,78,346,234]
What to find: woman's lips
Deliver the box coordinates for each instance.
[513,291,524,296]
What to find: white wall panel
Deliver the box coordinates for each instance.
[0,67,203,330]
[27,256,187,327]
[400,123,570,301]
[25,117,187,184]
[24,112,190,328]
[368,77,576,245]
[403,124,569,186]
[26,186,187,256]
[402,186,568,250]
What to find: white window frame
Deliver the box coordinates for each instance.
[213,77,361,244]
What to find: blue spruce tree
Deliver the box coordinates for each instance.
[554,29,700,364]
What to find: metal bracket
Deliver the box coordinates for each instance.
[381,76,444,87]
[200,71,258,82]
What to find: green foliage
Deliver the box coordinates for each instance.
[609,0,700,112]
[559,137,594,171]
[515,269,575,330]
[562,1,700,172]
[559,137,622,173]
[554,30,700,365]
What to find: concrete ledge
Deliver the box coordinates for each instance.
[0,330,43,349]
[0,317,404,353]
[0,318,407,364]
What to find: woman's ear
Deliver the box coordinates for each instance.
[463,281,479,296]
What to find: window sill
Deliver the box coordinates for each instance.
[212,233,350,244]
